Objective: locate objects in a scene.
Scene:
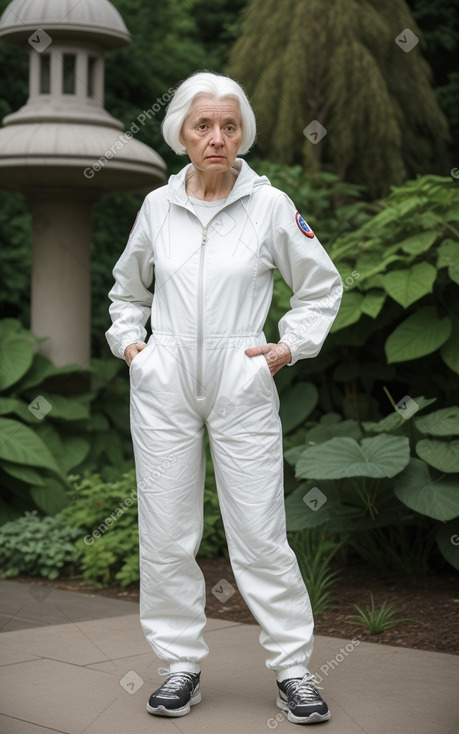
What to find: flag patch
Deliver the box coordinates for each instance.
[295,212,315,238]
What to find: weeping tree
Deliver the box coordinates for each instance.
[227,0,450,197]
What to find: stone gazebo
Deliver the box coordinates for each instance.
[0,0,166,365]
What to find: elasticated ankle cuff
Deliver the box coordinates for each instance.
[169,661,201,674]
[276,665,309,682]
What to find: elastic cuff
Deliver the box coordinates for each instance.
[169,661,201,674]
[276,664,309,682]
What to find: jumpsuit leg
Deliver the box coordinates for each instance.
[129,342,209,673]
[207,349,314,680]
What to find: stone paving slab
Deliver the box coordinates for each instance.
[0,579,140,632]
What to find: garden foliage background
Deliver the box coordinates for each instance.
[0,0,458,586]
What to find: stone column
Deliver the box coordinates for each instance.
[28,192,98,366]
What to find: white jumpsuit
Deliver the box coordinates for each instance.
[105,158,343,680]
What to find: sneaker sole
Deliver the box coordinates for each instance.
[276,696,331,724]
[147,690,201,717]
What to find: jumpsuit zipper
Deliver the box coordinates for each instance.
[196,226,208,400]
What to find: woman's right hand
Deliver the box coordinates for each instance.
[124,342,147,367]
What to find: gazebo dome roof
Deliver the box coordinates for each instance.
[0,0,131,48]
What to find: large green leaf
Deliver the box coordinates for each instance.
[385,307,452,363]
[296,434,410,479]
[441,317,459,375]
[305,419,362,445]
[1,461,45,486]
[360,291,386,318]
[34,422,62,458]
[0,398,41,424]
[437,239,459,284]
[17,354,88,392]
[285,481,338,530]
[444,205,459,223]
[286,478,405,534]
[0,398,24,416]
[330,292,364,332]
[30,479,70,515]
[58,435,90,473]
[362,396,437,434]
[279,382,318,434]
[284,445,307,467]
[414,407,459,437]
[398,231,437,255]
[26,391,91,422]
[354,243,405,275]
[382,262,437,308]
[0,417,62,474]
[436,520,459,571]
[0,319,24,336]
[395,458,459,521]
[0,333,35,391]
[285,419,363,468]
[416,439,459,472]
[362,412,406,434]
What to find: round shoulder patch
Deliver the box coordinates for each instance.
[295,212,315,238]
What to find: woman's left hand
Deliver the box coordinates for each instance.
[245,342,292,376]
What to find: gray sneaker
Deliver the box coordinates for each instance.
[276,673,330,724]
[147,671,201,717]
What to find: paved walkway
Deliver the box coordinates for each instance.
[0,580,458,734]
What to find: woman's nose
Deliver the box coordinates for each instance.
[210,126,223,146]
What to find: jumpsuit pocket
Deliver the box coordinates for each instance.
[242,352,273,403]
[129,341,156,388]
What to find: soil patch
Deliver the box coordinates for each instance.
[16,559,459,655]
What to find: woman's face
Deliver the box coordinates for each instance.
[180,95,243,175]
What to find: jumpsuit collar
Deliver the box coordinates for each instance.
[166,158,271,212]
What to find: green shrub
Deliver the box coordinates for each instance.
[0,510,82,579]
[284,400,459,574]
[58,472,139,586]
[58,464,227,588]
[0,319,92,522]
[328,174,459,412]
[0,319,135,524]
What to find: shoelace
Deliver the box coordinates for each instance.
[160,672,197,695]
[283,673,322,703]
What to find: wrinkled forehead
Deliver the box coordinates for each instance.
[186,94,242,121]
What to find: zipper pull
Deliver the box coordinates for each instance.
[202,228,208,246]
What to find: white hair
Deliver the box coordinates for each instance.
[161,71,257,156]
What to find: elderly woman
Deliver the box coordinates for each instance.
[106,71,342,725]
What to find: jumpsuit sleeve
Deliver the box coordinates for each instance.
[270,192,343,366]
[105,197,154,360]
